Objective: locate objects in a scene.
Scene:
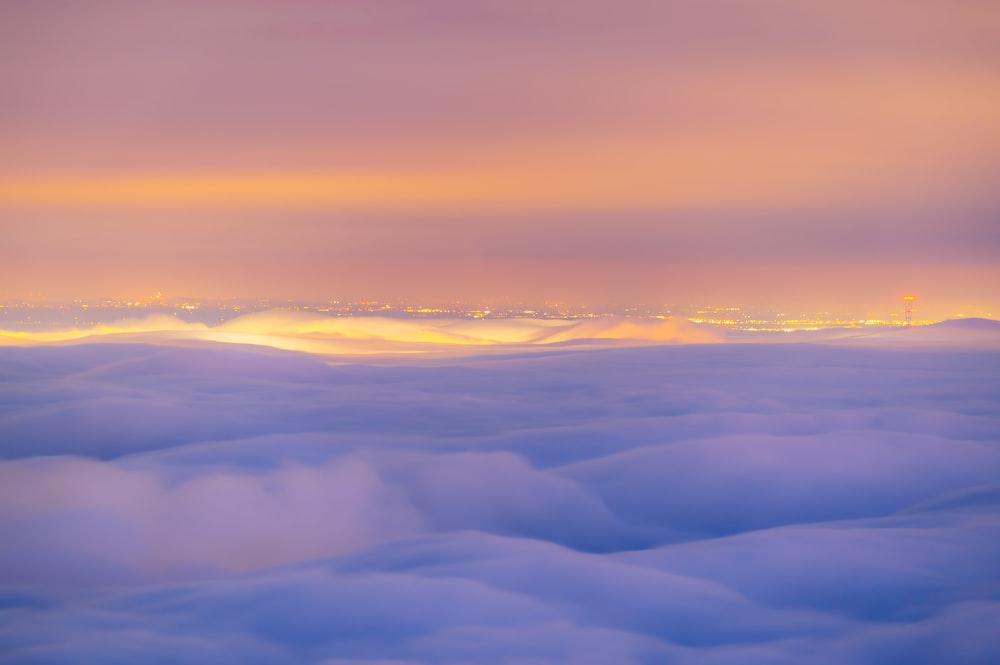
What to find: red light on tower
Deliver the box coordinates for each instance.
[903,295,916,328]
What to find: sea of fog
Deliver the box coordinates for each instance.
[1,315,999,664]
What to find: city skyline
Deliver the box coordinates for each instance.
[0,291,974,328]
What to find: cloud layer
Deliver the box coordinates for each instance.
[0,311,724,356]
[1,337,998,662]
[6,311,1000,358]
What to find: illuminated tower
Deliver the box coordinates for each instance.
[903,295,915,328]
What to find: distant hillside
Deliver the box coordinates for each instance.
[928,317,1000,331]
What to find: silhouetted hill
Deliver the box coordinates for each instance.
[929,317,1000,331]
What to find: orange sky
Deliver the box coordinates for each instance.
[1,1,998,317]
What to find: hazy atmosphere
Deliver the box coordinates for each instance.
[2,1,999,315]
[2,2,999,664]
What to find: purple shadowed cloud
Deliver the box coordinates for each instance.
[1,330,998,663]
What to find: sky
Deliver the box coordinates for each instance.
[1,0,999,316]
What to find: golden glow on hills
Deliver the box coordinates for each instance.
[0,312,721,356]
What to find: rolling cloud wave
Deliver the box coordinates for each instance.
[1,337,998,662]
